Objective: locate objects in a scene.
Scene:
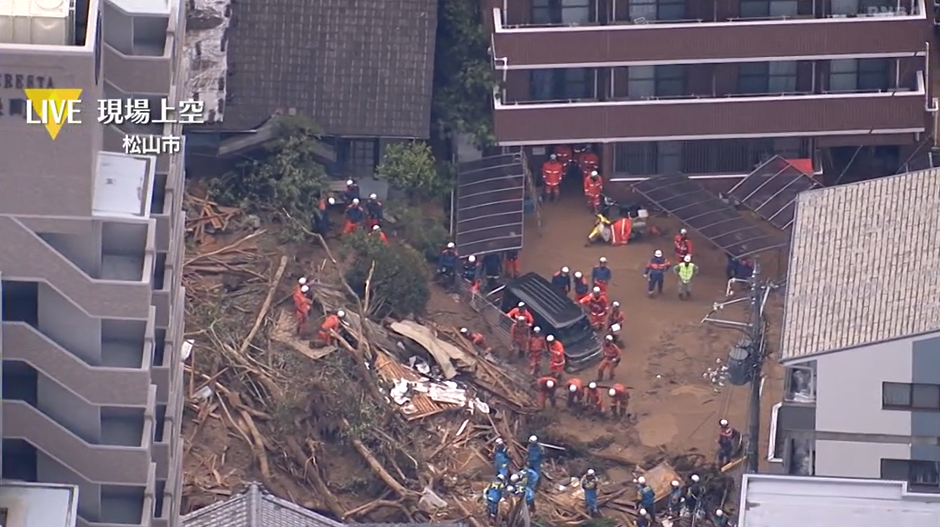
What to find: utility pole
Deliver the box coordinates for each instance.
[702,260,781,473]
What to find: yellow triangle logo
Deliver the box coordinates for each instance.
[24,88,83,140]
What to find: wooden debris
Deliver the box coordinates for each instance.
[185,194,243,245]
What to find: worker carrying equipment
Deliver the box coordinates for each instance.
[317,310,346,344]
[551,267,571,296]
[717,419,742,466]
[608,383,628,418]
[598,335,622,380]
[566,378,584,408]
[547,336,566,377]
[581,469,599,516]
[572,271,589,298]
[607,301,624,342]
[674,228,693,259]
[292,283,312,335]
[583,171,604,212]
[343,198,365,234]
[591,257,612,293]
[510,316,531,358]
[527,435,545,476]
[579,286,609,330]
[536,376,558,409]
[541,154,564,202]
[645,250,671,297]
[507,302,535,326]
[674,254,698,300]
[493,437,510,478]
[585,381,603,413]
[527,327,547,376]
[484,478,504,520]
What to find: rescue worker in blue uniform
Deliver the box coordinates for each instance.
[343,179,360,202]
[462,255,480,288]
[572,271,590,299]
[524,466,539,491]
[717,419,741,465]
[551,266,571,296]
[438,242,459,283]
[636,476,656,521]
[493,437,510,478]
[482,253,502,290]
[591,257,612,293]
[526,435,544,477]
[667,479,684,517]
[684,474,703,515]
[713,509,728,527]
[636,508,653,527]
[581,468,599,516]
[484,476,505,521]
[644,250,671,297]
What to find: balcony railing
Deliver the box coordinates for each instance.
[491,0,928,67]
[492,71,928,144]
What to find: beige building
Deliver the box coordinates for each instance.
[0,0,187,524]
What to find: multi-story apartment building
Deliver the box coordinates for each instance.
[485,0,934,183]
[0,0,187,524]
[770,169,940,488]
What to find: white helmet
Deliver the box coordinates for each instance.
[587,469,595,476]
[328,197,336,205]
[516,316,526,322]
[569,383,578,393]
[346,179,354,186]
[671,480,680,487]
[574,271,583,278]
[719,419,729,427]
[545,380,555,389]
[599,257,607,263]
[639,508,648,516]
[654,250,663,257]
[561,266,569,273]
[550,154,557,160]
[608,388,616,397]
[506,485,515,493]
[612,301,620,308]
[637,476,646,485]
[605,335,614,342]
[588,382,597,389]
[369,193,377,200]
[352,198,360,205]
[593,286,601,293]
[715,510,724,517]
[372,224,381,231]
[546,335,555,342]
[529,435,538,443]
[495,437,503,445]
[591,170,598,177]
[680,228,688,235]
[517,302,526,308]
[336,310,346,318]
[510,474,520,482]
[691,474,700,482]
[460,327,469,334]
[447,242,455,249]
[301,285,309,293]
[468,255,476,263]
[298,277,307,285]
[533,326,541,333]
[684,255,692,263]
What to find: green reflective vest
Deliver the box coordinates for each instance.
[677,263,696,282]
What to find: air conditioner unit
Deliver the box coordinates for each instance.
[0,0,71,45]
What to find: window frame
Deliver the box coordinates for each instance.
[628,0,686,21]
[784,366,816,403]
[531,0,596,25]
[529,68,595,101]
[739,0,798,17]
[626,65,686,100]
[881,459,940,489]
[882,382,940,411]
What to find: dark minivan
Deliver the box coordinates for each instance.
[490,272,602,371]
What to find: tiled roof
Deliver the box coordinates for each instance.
[220,0,437,138]
[181,483,465,527]
[779,170,940,362]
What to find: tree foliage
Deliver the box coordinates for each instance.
[375,142,442,198]
[342,232,431,318]
[207,116,328,241]
[432,0,497,146]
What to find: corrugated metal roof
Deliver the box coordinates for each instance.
[738,474,940,527]
[780,170,940,362]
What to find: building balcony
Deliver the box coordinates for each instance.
[493,71,928,144]
[490,0,929,68]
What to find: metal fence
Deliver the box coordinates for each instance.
[456,279,514,350]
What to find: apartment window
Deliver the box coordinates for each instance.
[784,366,816,403]
[345,139,378,177]
[532,0,594,25]
[737,61,797,94]
[628,0,686,21]
[613,142,679,174]
[829,59,890,91]
[530,69,594,101]
[883,382,940,410]
[739,0,798,17]
[627,65,685,100]
[881,459,940,489]
[658,141,682,173]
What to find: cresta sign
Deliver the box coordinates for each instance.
[0,73,58,119]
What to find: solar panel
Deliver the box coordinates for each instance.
[632,174,789,258]
[455,153,526,256]
[726,156,821,230]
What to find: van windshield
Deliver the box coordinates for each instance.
[553,317,593,343]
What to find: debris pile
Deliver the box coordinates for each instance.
[180,194,728,525]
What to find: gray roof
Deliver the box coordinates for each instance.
[181,483,464,527]
[738,474,940,527]
[780,170,940,362]
[221,0,438,138]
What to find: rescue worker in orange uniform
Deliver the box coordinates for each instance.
[536,376,558,409]
[343,198,365,234]
[608,383,629,418]
[343,179,361,202]
[583,171,604,212]
[579,286,609,330]
[292,278,312,335]
[528,326,547,376]
[597,335,622,381]
[459,327,491,353]
[566,378,584,408]
[365,193,384,229]
[577,147,600,176]
[546,335,566,378]
[317,310,346,344]
[510,316,532,358]
[674,229,693,259]
[370,224,388,244]
[541,154,564,202]
[645,250,671,297]
[507,302,535,326]
[585,381,603,414]
[607,301,624,341]
[554,145,574,167]
[504,250,520,279]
